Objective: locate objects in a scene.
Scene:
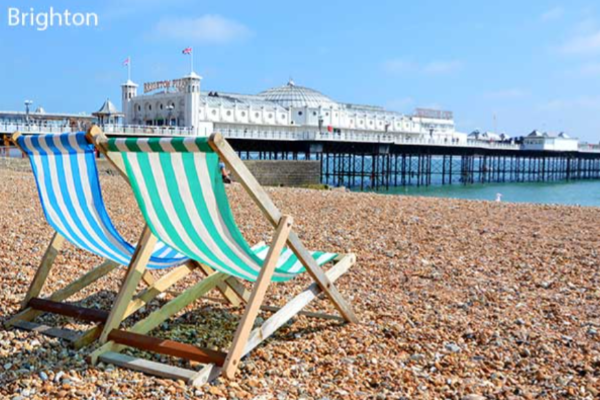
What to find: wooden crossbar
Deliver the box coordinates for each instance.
[11,320,81,343]
[108,329,227,366]
[28,298,109,323]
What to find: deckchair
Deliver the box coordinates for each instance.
[89,131,358,385]
[4,132,196,349]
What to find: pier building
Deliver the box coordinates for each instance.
[120,74,465,143]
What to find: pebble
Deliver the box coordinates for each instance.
[445,343,461,353]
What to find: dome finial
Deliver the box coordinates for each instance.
[287,77,295,86]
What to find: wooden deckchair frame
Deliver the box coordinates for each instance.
[3,132,201,349]
[89,129,358,384]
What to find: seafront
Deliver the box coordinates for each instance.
[1,163,599,399]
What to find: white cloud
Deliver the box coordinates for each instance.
[153,15,253,44]
[573,62,600,76]
[558,30,600,55]
[541,7,564,22]
[422,60,463,74]
[484,88,528,99]
[383,58,463,75]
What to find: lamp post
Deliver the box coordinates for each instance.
[24,100,33,124]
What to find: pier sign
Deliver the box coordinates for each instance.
[144,79,187,94]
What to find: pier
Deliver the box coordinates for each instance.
[3,124,600,190]
[222,131,600,189]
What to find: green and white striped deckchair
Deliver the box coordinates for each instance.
[90,130,358,385]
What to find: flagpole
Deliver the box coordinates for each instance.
[190,49,194,74]
[127,55,131,81]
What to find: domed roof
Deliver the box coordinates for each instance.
[259,79,338,109]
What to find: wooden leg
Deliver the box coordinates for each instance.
[21,232,65,308]
[195,262,243,307]
[222,216,293,379]
[208,133,358,324]
[99,226,157,343]
[122,263,195,319]
[242,253,355,358]
[5,259,119,327]
[91,271,227,364]
[141,270,156,287]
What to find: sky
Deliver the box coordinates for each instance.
[2,1,600,142]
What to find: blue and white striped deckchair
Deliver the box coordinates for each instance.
[90,130,358,385]
[6,131,191,348]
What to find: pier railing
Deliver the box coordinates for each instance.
[2,122,598,154]
[220,127,522,150]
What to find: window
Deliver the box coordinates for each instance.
[211,109,217,115]
[226,110,232,116]
[313,111,317,116]
[255,112,260,118]
[298,111,303,116]
[137,105,141,111]
[149,105,152,111]
[159,104,164,110]
[268,113,273,118]
[241,111,246,117]
[326,112,329,116]
[280,114,285,119]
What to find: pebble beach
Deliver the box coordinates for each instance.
[1,160,599,399]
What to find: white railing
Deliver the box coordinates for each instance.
[0,122,74,134]
[0,122,198,137]
[220,127,522,150]
[101,124,197,137]
[2,122,591,153]
[578,144,600,153]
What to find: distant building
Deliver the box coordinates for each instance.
[522,130,578,151]
[120,73,463,140]
[93,99,123,125]
[468,130,508,141]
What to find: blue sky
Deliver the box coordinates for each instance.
[2,1,600,141]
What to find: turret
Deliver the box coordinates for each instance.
[182,72,201,132]
[121,80,138,124]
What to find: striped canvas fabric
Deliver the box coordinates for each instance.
[107,137,337,282]
[17,133,187,269]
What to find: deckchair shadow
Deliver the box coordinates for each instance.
[88,128,358,385]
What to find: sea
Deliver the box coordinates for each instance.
[376,180,600,207]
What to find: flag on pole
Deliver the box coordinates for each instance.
[182,47,193,55]
[123,57,130,66]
